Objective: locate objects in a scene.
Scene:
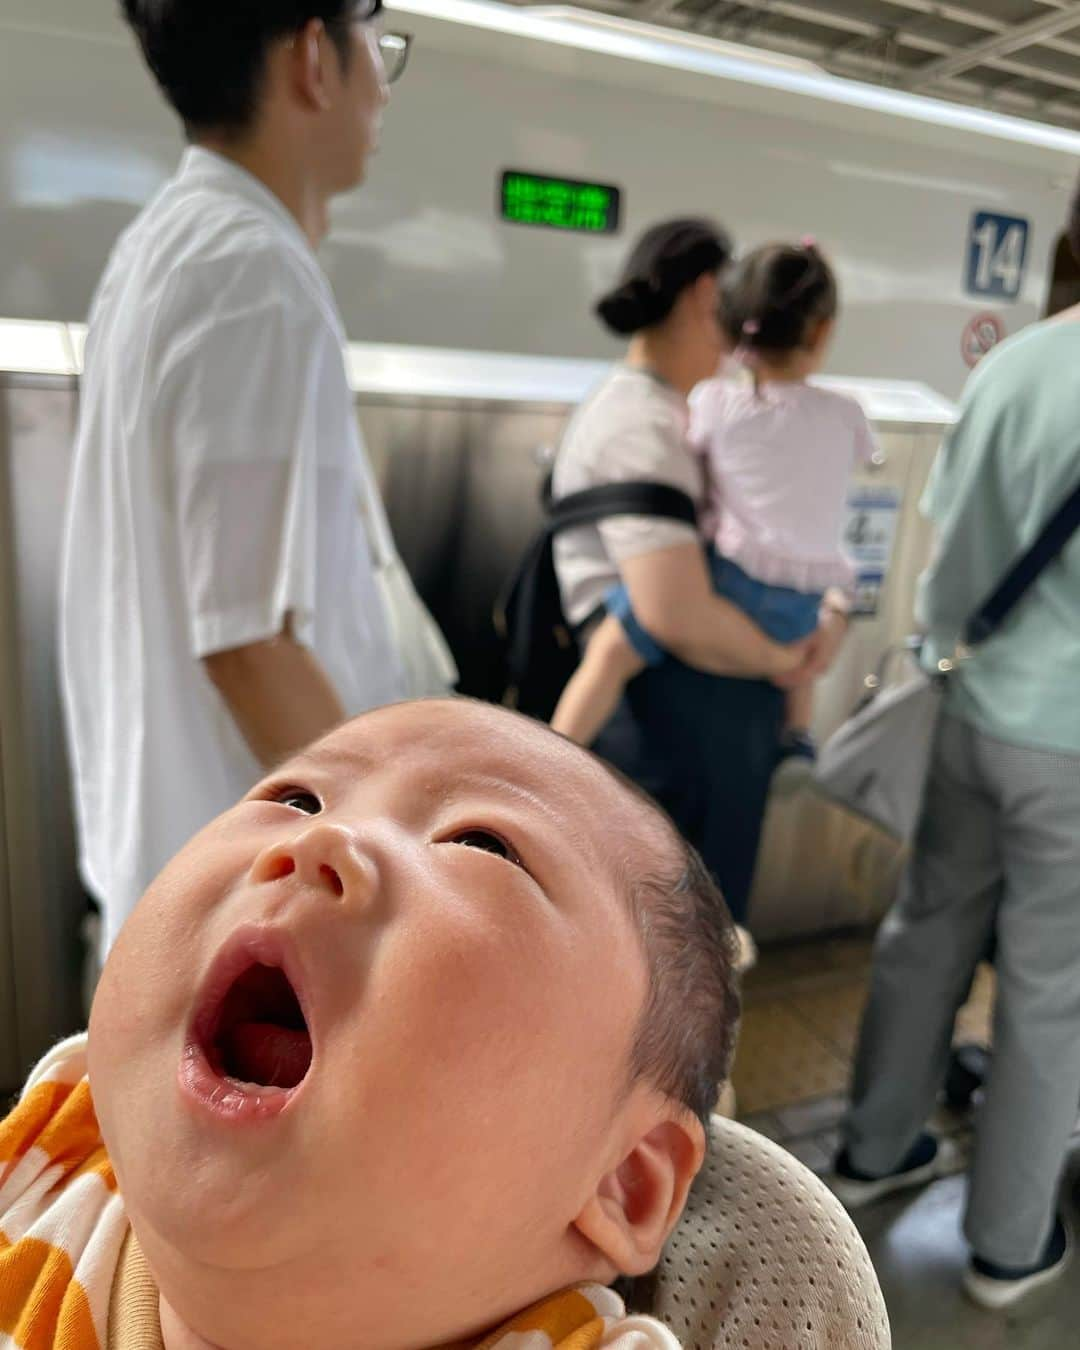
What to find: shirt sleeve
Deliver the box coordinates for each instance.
[595,413,702,564]
[919,417,966,525]
[686,383,713,456]
[849,399,880,467]
[163,301,330,659]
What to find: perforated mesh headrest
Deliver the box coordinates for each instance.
[651,1118,891,1349]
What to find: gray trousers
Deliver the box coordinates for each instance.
[844,712,1080,1267]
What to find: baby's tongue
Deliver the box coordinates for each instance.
[222,1022,313,1090]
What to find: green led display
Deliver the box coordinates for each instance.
[500,171,621,235]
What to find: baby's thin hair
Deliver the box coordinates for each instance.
[626,843,741,1130]
[600,766,741,1130]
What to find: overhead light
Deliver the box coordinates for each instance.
[387,0,1080,156]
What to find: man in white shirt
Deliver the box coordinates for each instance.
[60,0,420,954]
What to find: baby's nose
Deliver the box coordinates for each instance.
[250,822,374,905]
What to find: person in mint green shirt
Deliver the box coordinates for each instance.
[833,178,1080,1312]
[918,313,1080,753]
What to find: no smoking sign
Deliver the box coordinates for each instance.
[961,312,1005,368]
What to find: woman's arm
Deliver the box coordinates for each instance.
[773,589,851,689]
[620,543,807,680]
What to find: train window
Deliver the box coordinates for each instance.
[1044,231,1080,318]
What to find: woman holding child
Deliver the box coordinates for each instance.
[553,220,862,924]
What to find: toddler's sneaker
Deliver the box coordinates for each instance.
[777,728,818,764]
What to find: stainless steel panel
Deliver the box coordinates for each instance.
[360,398,567,702]
[0,377,84,1093]
[750,427,942,940]
[0,393,20,1094]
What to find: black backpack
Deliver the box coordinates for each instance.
[495,478,698,721]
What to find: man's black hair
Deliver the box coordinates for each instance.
[120,1,371,137]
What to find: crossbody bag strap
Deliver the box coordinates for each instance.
[963,477,1080,648]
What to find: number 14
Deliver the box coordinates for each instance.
[973,222,1026,295]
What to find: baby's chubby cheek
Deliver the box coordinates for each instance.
[409,924,557,1055]
[378,907,631,1113]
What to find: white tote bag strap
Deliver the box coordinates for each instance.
[354,446,458,699]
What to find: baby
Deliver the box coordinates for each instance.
[0,698,739,1350]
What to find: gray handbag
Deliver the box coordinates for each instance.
[815,478,1080,842]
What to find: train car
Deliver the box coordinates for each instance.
[2,1,1080,396]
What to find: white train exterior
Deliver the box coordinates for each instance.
[2,0,1079,398]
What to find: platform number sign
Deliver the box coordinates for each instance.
[966,212,1029,301]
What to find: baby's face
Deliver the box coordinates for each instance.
[90,700,661,1346]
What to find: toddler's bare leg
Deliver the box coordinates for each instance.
[551,615,646,746]
[785,680,815,734]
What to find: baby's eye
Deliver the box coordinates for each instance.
[272,788,323,816]
[448,829,523,868]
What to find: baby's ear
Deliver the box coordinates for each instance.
[573,1109,705,1277]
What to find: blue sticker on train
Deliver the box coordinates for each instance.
[965,212,1030,301]
[845,486,901,618]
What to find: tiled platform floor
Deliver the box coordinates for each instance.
[734,937,1080,1348]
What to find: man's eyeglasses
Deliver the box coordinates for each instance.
[379,31,412,85]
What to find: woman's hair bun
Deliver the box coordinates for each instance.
[595,278,666,336]
[594,217,733,338]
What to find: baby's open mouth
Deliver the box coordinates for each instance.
[204,962,313,1091]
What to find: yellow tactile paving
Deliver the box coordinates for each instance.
[731,999,851,1115]
[733,941,996,1119]
[786,983,870,1059]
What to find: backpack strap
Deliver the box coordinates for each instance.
[544,480,698,536]
[494,479,698,695]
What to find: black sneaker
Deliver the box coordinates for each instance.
[830,1133,953,1209]
[777,729,818,764]
[943,1043,992,1111]
[964,1217,1071,1310]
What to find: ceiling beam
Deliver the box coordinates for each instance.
[879,0,1080,64]
[636,0,690,21]
[695,0,1080,98]
[719,22,1080,127]
[534,0,1080,118]
[905,2,1080,89]
[533,0,1080,66]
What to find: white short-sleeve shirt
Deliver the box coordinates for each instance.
[552,367,703,627]
[60,148,405,950]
